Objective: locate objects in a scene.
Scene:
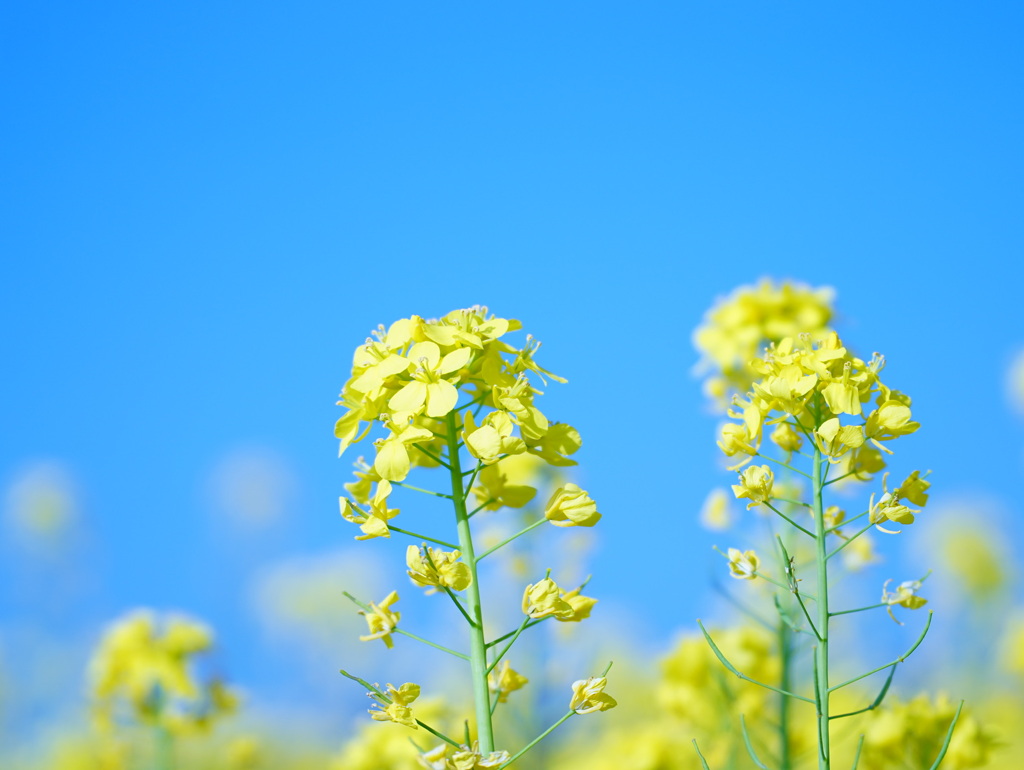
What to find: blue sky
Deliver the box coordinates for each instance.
[2,0,1024,746]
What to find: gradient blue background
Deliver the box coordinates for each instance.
[2,0,1023,751]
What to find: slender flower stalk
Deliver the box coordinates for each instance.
[444,410,495,752]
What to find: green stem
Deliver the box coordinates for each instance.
[825,522,874,561]
[386,525,460,550]
[477,518,547,560]
[764,502,816,538]
[777,617,793,770]
[445,411,494,753]
[812,442,832,769]
[487,618,546,648]
[830,603,886,618]
[155,723,174,770]
[498,711,575,769]
[486,616,531,675]
[757,453,814,479]
[391,480,452,499]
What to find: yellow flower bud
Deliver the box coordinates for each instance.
[732,465,774,509]
[544,483,601,527]
[569,676,617,714]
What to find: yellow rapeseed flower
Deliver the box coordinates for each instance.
[369,682,421,728]
[544,483,601,527]
[732,465,774,509]
[406,545,472,593]
[726,548,759,580]
[358,591,401,648]
[569,676,617,714]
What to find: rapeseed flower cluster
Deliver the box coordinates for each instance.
[335,307,614,765]
[693,279,834,402]
[707,330,944,768]
[88,610,238,736]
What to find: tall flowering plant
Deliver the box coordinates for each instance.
[334,306,614,769]
[698,332,961,769]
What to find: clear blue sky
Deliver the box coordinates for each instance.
[2,0,1023,746]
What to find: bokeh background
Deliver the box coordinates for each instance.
[2,2,1023,766]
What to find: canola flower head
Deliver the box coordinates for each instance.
[863,694,998,769]
[88,609,236,734]
[406,545,472,593]
[732,465,774,509]
[869,472,923,534]
[522,577,576,620]
[726,548,759,580]
[881,578,929,624]
[368,682,421,728]
[544,483,601,527]
[358,591,401,648]
[487,660,528,704]
[569,675,617,714]
[694,278,835,400]
[336,307,586,538]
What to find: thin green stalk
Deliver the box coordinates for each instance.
[692,740,712,770]
[764,502,816,538]
[486,616,531,674]
[829,612,932,692]
[486,618,545,648]
[757,453,814,479]
[340,670,461,748]
[830,603,886,618]
[445,412,494,753]
[740,714,770,769]
[825,522,874,561]
[812,442,832,769]
[698,621,814,703]
[927,701,964,769]
[391,481,452,499]
[386,525,460,550]
[777,617,793,770]
[498,711,574,769]
[414,443,451,469]
[477,518,547,560]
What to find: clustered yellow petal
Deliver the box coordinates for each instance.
[569,676,617,714]
[693,279,835,401]
[521,577,596,622]
[88,610,238,735]
[488,660,529,704]
[369,682,421,729]
[726,548,759,580]
[881,578,928,624]
[358,591,401,649]
[862,695,997,768]
[731,465,774,509]
[544,483,601,527]
[406,545,472,593]
[417,743,511,770]
[336,308,591,542]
